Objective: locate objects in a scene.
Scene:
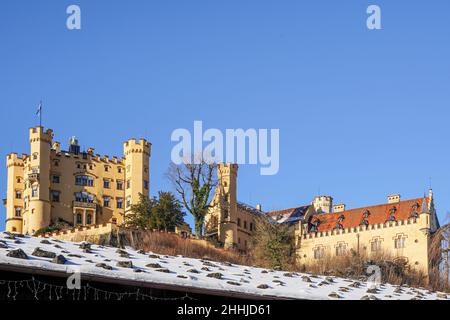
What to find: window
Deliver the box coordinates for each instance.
[314,247,324,260]
[103,179,110,189]
[116,198,123,209]
[75,175,94,186]
[31,185,38,198]
[244,220,247,229]
[89,165,93,170]
[15,207,22,217]
[86,213,92,225]
[15,190,22,199]
[237,218,241,227]
[52,175,60,183]
[104,165,109,172]
[371,239,382,252]
[116,180,123,190]
[16,177,21,183]
[144,180,149,189]
[250,222,253,232]
[76,213,82,225]
[112,218,117,224]
[103,196,110,208]
[33,153,38,160]
[77,164,81,169]
[395,237,406,249]
[336,243,347,257]
[75,192,95,203]
[51,191,60,203]
[126,196,131,208]
[54,160,59,167]
[118,167,122,173]
[126,180,131,189]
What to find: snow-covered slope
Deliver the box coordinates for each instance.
[0,232,448,300]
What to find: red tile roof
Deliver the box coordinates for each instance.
[309,197,428,232]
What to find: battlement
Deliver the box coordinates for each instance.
[29,126,53,143]
[123,138,151,156]
[218,163,238,176]
[6,153,25,168]
[300,217,420,240]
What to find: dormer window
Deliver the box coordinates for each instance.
[334,222,344,230]
[410,202,420,219]
[386,206,397,222]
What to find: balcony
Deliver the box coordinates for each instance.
[73,201,97,209]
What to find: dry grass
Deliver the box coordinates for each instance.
[99,228,253,265]
[299,249,433,290]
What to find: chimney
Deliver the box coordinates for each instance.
[256,204,262,211]
[333,204,346,213]
[387,194,401,204]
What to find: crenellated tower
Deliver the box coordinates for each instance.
[123,138,151,215]
[217,163,238,249]
[25,126,53,234]
[5,153,25,233]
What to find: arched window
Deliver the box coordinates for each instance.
[76,213,82,225]
[86,214,92,225]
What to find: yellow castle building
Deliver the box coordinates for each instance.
[205,164,441,276]
[4,126,151,235]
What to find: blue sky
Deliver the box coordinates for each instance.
[1,0,449,231]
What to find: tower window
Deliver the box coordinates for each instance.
[118,167,122,173]
[116,198,123,209]
[75,175,94,187]
[103,196,110,208]
[15,207,22,217]
[51,191,60,203]
[104,165,109,172]
[31,185,38,198]
[15,190,22,199]
[116,180,123,190]
[103,179,110,189]
[52,175,60,183]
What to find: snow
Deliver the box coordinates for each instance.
[0,232,448,300]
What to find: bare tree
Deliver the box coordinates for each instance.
[429,213,450,292]
[168,155,217,239]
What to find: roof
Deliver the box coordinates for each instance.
[268,206,311,224]
[308,197,429,233]
[236,202,266,216]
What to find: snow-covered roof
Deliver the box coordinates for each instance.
[0,232,447,300]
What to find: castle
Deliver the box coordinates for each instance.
[205,164,441,275]
[3,127,442,276]
[4,126,150,235]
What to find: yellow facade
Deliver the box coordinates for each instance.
[4,126,151,235]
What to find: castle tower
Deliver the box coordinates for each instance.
[123,138,151,215]
[5,153,25,233]
[217,163,238,249]
[26,126,53,234]
[312,195,333,214]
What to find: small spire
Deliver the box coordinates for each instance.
[421,194,429,214]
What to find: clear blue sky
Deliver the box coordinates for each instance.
[1,0,449,231]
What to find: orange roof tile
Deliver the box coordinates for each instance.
[309,197,428,232]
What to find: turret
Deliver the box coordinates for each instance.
[26,126,53,234]
[312,195,333,214]
[217,163,238,249]
[123,138,151,214]
[5,153,25,233]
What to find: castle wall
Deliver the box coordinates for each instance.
[295,214,431,274]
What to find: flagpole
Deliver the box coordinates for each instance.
[39,100,42,127]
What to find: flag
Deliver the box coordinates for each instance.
[36,101,42,115]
